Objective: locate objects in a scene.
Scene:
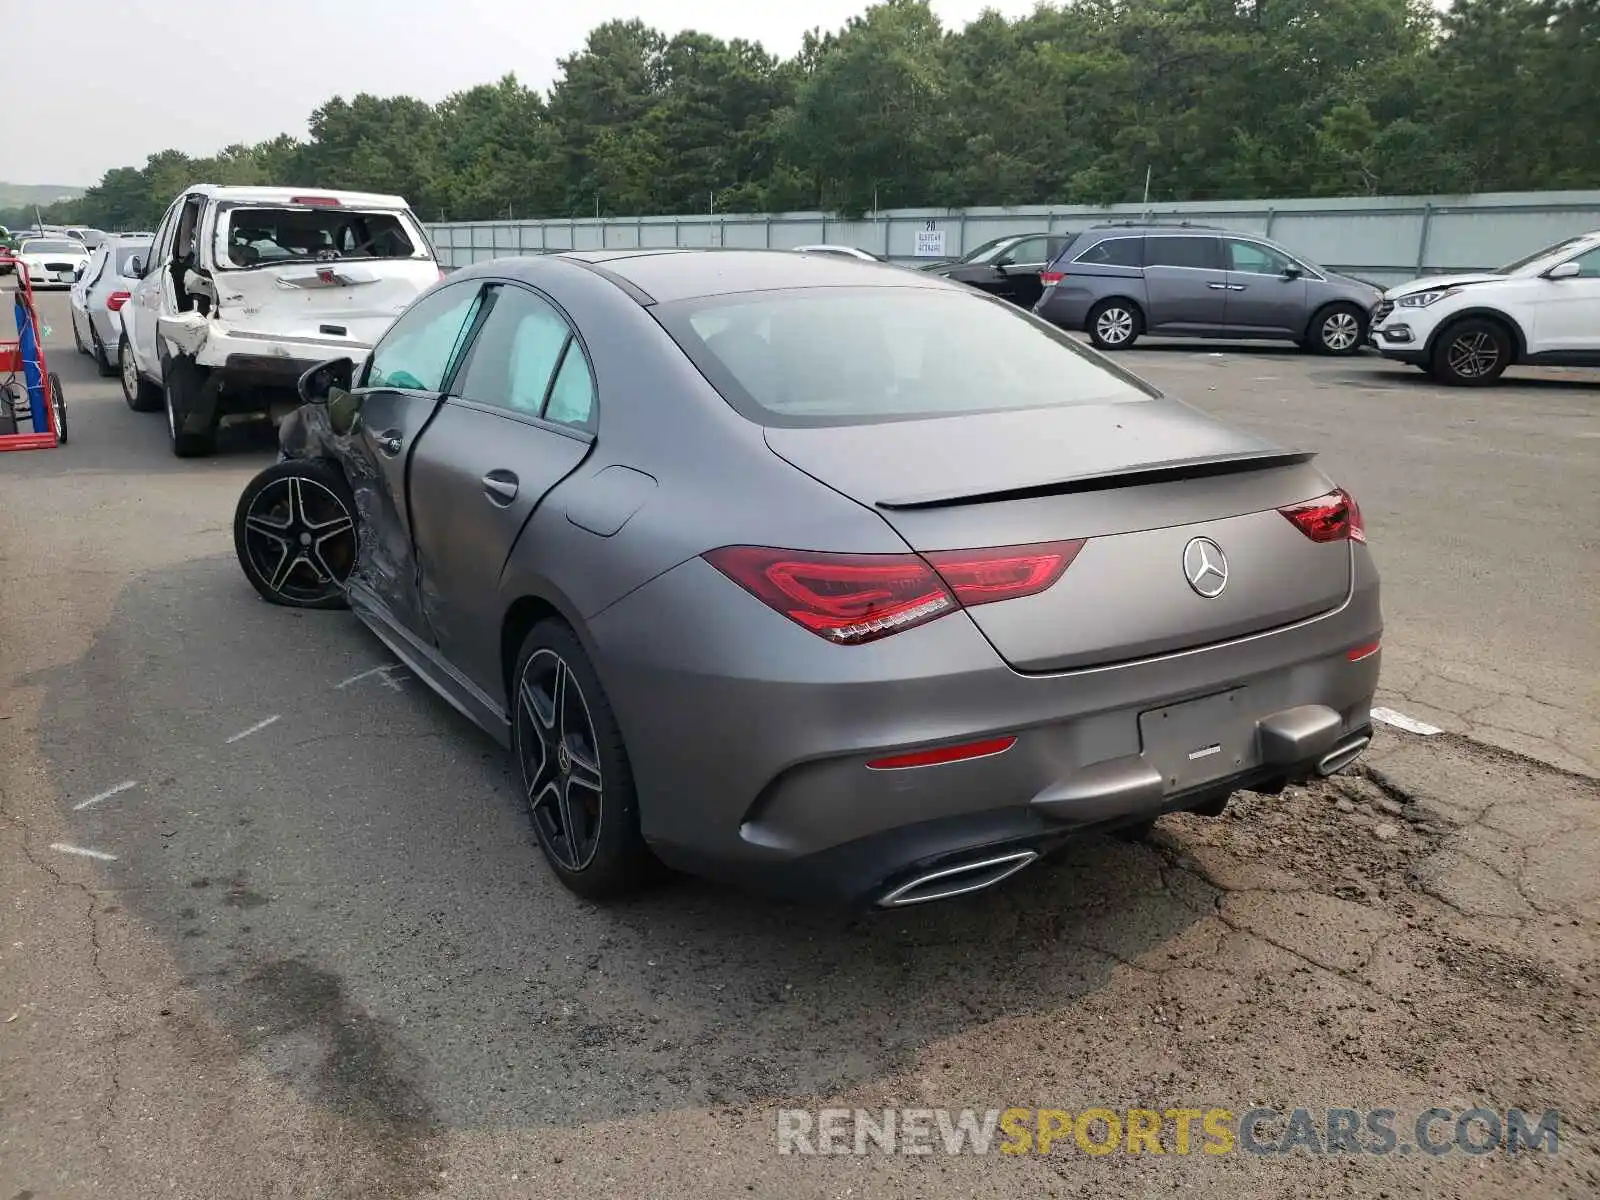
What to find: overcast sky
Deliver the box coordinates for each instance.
[3,0,1049,186]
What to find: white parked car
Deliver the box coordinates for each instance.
[14,236,92,289]
[1371,230,1600,385]
[70,235,152,377]
[119,184,442,456]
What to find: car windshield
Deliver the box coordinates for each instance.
[658,286,1157,428]
[22,239,80,254]
[956,236,1021,265]
[113,244,151,275]
[219,206,424,268]
[1497,236,1595,275]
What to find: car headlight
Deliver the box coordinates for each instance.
[1397,287,1461,308]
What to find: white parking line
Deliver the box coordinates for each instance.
[337,665,392,688]
[225,715,281,744]
[50,843,118,862]
[1371,707,1444,736]
[72,780,138,811]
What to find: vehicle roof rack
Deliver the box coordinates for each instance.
[1086,221,1226,230]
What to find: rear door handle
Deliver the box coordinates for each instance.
[376,431,404,456]
[1229,284,1247,291]
[482,471,519,504]
[1207,282,1229,290]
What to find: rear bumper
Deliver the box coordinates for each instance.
[1033,285,1097,329]
[587,547,1383,907]
[658,727,1372,909]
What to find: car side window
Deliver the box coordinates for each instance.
[1227,239,1296,275]
[1000,237,1052,266]
[1076,237,1144,268]
[1565,247,1600,278]
[366,282,484,392]
[543,343,596,429]
[1145,236,1222,270]
[150,201,182,268]
[452,284,583,419]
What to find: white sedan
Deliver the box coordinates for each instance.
[15,237,91,289]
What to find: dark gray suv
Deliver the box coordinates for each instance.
[1033,225,1382,354]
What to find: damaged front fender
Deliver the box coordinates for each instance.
[275,400,421,627]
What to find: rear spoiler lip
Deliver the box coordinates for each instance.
[875,448,1318,510]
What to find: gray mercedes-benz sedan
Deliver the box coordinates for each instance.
[234,248,1382,908]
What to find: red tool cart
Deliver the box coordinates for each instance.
[0,268,68,451]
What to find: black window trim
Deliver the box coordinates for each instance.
[439,278,599,438]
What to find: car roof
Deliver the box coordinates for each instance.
[547,248,953,304]
[176,184,412,209]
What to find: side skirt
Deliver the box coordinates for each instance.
[346,581,513,749]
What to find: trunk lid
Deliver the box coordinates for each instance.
[213,259,440,347]
[211,205,439,348]
[764,400,1351,672]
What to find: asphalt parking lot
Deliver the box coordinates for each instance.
[2,289,1597,1199]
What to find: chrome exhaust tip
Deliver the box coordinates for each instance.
[1316,733,1372,777]
[876,850,1039,908]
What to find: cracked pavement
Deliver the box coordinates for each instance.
[2,301,1597,1198]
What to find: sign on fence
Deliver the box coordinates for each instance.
[914,227,946,257]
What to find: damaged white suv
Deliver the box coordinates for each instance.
[118,185,442,456]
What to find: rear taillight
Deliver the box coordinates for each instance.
[1040,270,1064,286]
[107,291,130,311]
[702,540,1084,644]
[924,540,1085,605]
[1278,487,1365,544]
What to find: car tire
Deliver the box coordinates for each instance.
[48,373,67,444]
[1308,303,1366,356]
[232,458,358,609]
[119,334,163,412]
[1431,317,1512,386]
[1086,299,1142,350]
[163,355,217,457]
[90,326,116,377]
[70,310,88,355]
[512,619,659,901]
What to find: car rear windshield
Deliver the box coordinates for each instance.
[22,239,79,255]
[656,286,1157,428]
[113,244,150,275]
[219,206,424,269]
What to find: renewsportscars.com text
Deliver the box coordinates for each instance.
[776,1106,1561,1157]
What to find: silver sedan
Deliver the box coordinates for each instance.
[232,249,1383,908]
[70,236,151,377]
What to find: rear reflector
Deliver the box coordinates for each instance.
[1279,487,1364,543]
[1346,640,1381,662]
[291,195,341,207]
[1040,270,1064,286]
[107,290,130,311]
[702,540,1084,644]
[867,736,1017,770]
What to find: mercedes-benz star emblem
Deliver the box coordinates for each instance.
[557,743,572,775]
[1183,537,1229,598]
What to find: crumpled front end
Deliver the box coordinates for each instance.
[275,402,417,620]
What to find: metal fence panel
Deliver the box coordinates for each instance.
[424,191,1600,287]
